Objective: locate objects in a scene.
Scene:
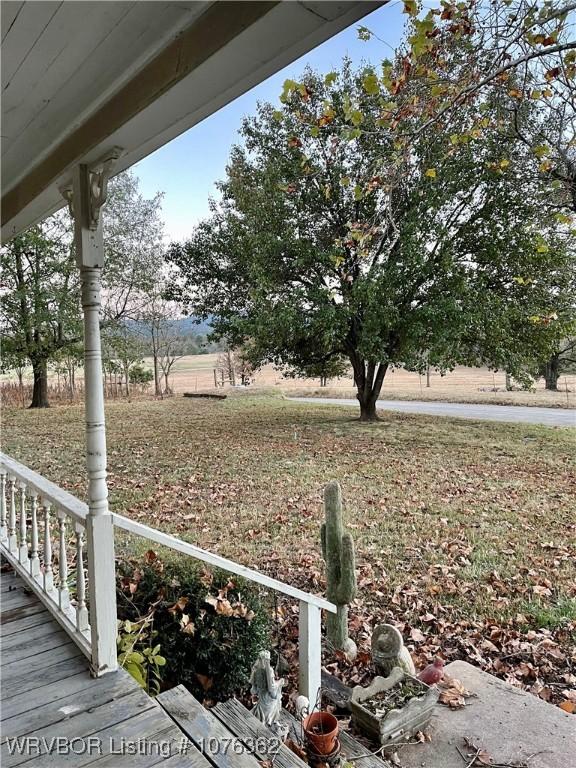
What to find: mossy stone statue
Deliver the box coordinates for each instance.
[321,481,357,659]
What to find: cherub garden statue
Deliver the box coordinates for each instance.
[371,623,416,676]
[250,650,285,726]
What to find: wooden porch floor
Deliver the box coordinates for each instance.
[1,570,389,768]
[1,570,209,767]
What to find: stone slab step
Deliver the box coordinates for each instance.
[397,661,576,768]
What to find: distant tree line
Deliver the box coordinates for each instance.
[0,171,218,407]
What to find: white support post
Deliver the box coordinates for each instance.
[298,600,322,708]
[68,159,120,676]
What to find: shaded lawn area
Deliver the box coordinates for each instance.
[3,393,575,707]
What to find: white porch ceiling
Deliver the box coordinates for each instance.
[1,0,383,242]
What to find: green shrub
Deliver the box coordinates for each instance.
[116,551,271,701]
[129,363,153,385]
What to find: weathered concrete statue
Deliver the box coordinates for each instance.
[371,623,416,676]
[321,481,357,660]
[250,650,284,725]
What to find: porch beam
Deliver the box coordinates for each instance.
[71,162,118,676]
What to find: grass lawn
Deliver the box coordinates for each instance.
[3,393,575,706]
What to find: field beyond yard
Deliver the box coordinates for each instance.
[2,393,575,708]
[165,356,576,409]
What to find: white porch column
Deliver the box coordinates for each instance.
[68,156,121,675]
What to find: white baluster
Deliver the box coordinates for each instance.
[8,476,17,553]
[57,510,70,610]
[18,483,29,565]
[75,523,89,632]
[29,493,41,578]
[43,501,54,592]
[0,471,7,543]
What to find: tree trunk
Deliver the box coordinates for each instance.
[17,369,25,408]
[153,353,161,397]
[543,356,560,391]
[30,357,49,408]
[353,360,388,422]
[358,397,378,421]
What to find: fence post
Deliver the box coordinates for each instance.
[299,600,322,707]
[67,158,121,675]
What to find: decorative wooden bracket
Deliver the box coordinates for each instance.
[59,146,123,228]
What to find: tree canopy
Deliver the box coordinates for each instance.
[167,57,575,420]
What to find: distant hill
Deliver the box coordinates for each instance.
[174,316,213,335]
[126,316,213,337]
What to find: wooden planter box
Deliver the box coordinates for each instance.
[350,667,439,750]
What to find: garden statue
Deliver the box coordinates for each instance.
[371,624,416,676]
[250,650,284,725]
[321,481,357,659]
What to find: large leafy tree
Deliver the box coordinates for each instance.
[1,215,80,408]
[167,61,574,420]
[1,171,164,407]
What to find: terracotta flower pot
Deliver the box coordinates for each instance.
[303,711,339,755]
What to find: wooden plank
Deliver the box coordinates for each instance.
[1,572,21,592]
[1,615,65,648]
[279,709,391,768]
[2,673,137,740]
[0,601,47,624]
[157,685,261,768]
[0,608,49,636]
[155,750,214,768]
[1,670,136,734]
[0,554,91,660]
[1,2,24,43]
[1,647,84,699]
[1,625,70,666]
[0,2,62,85]
[321,669,353,709]
[91,724,210,768]
[212,698,307,768]
[2,688,155,767]
[0,587,39,611]
[1,668,95,721]
[10,706,172,768]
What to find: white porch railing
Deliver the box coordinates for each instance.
[0,452,335,703]
[0,453,91,659]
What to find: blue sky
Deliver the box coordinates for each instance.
[134,4,409,242]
